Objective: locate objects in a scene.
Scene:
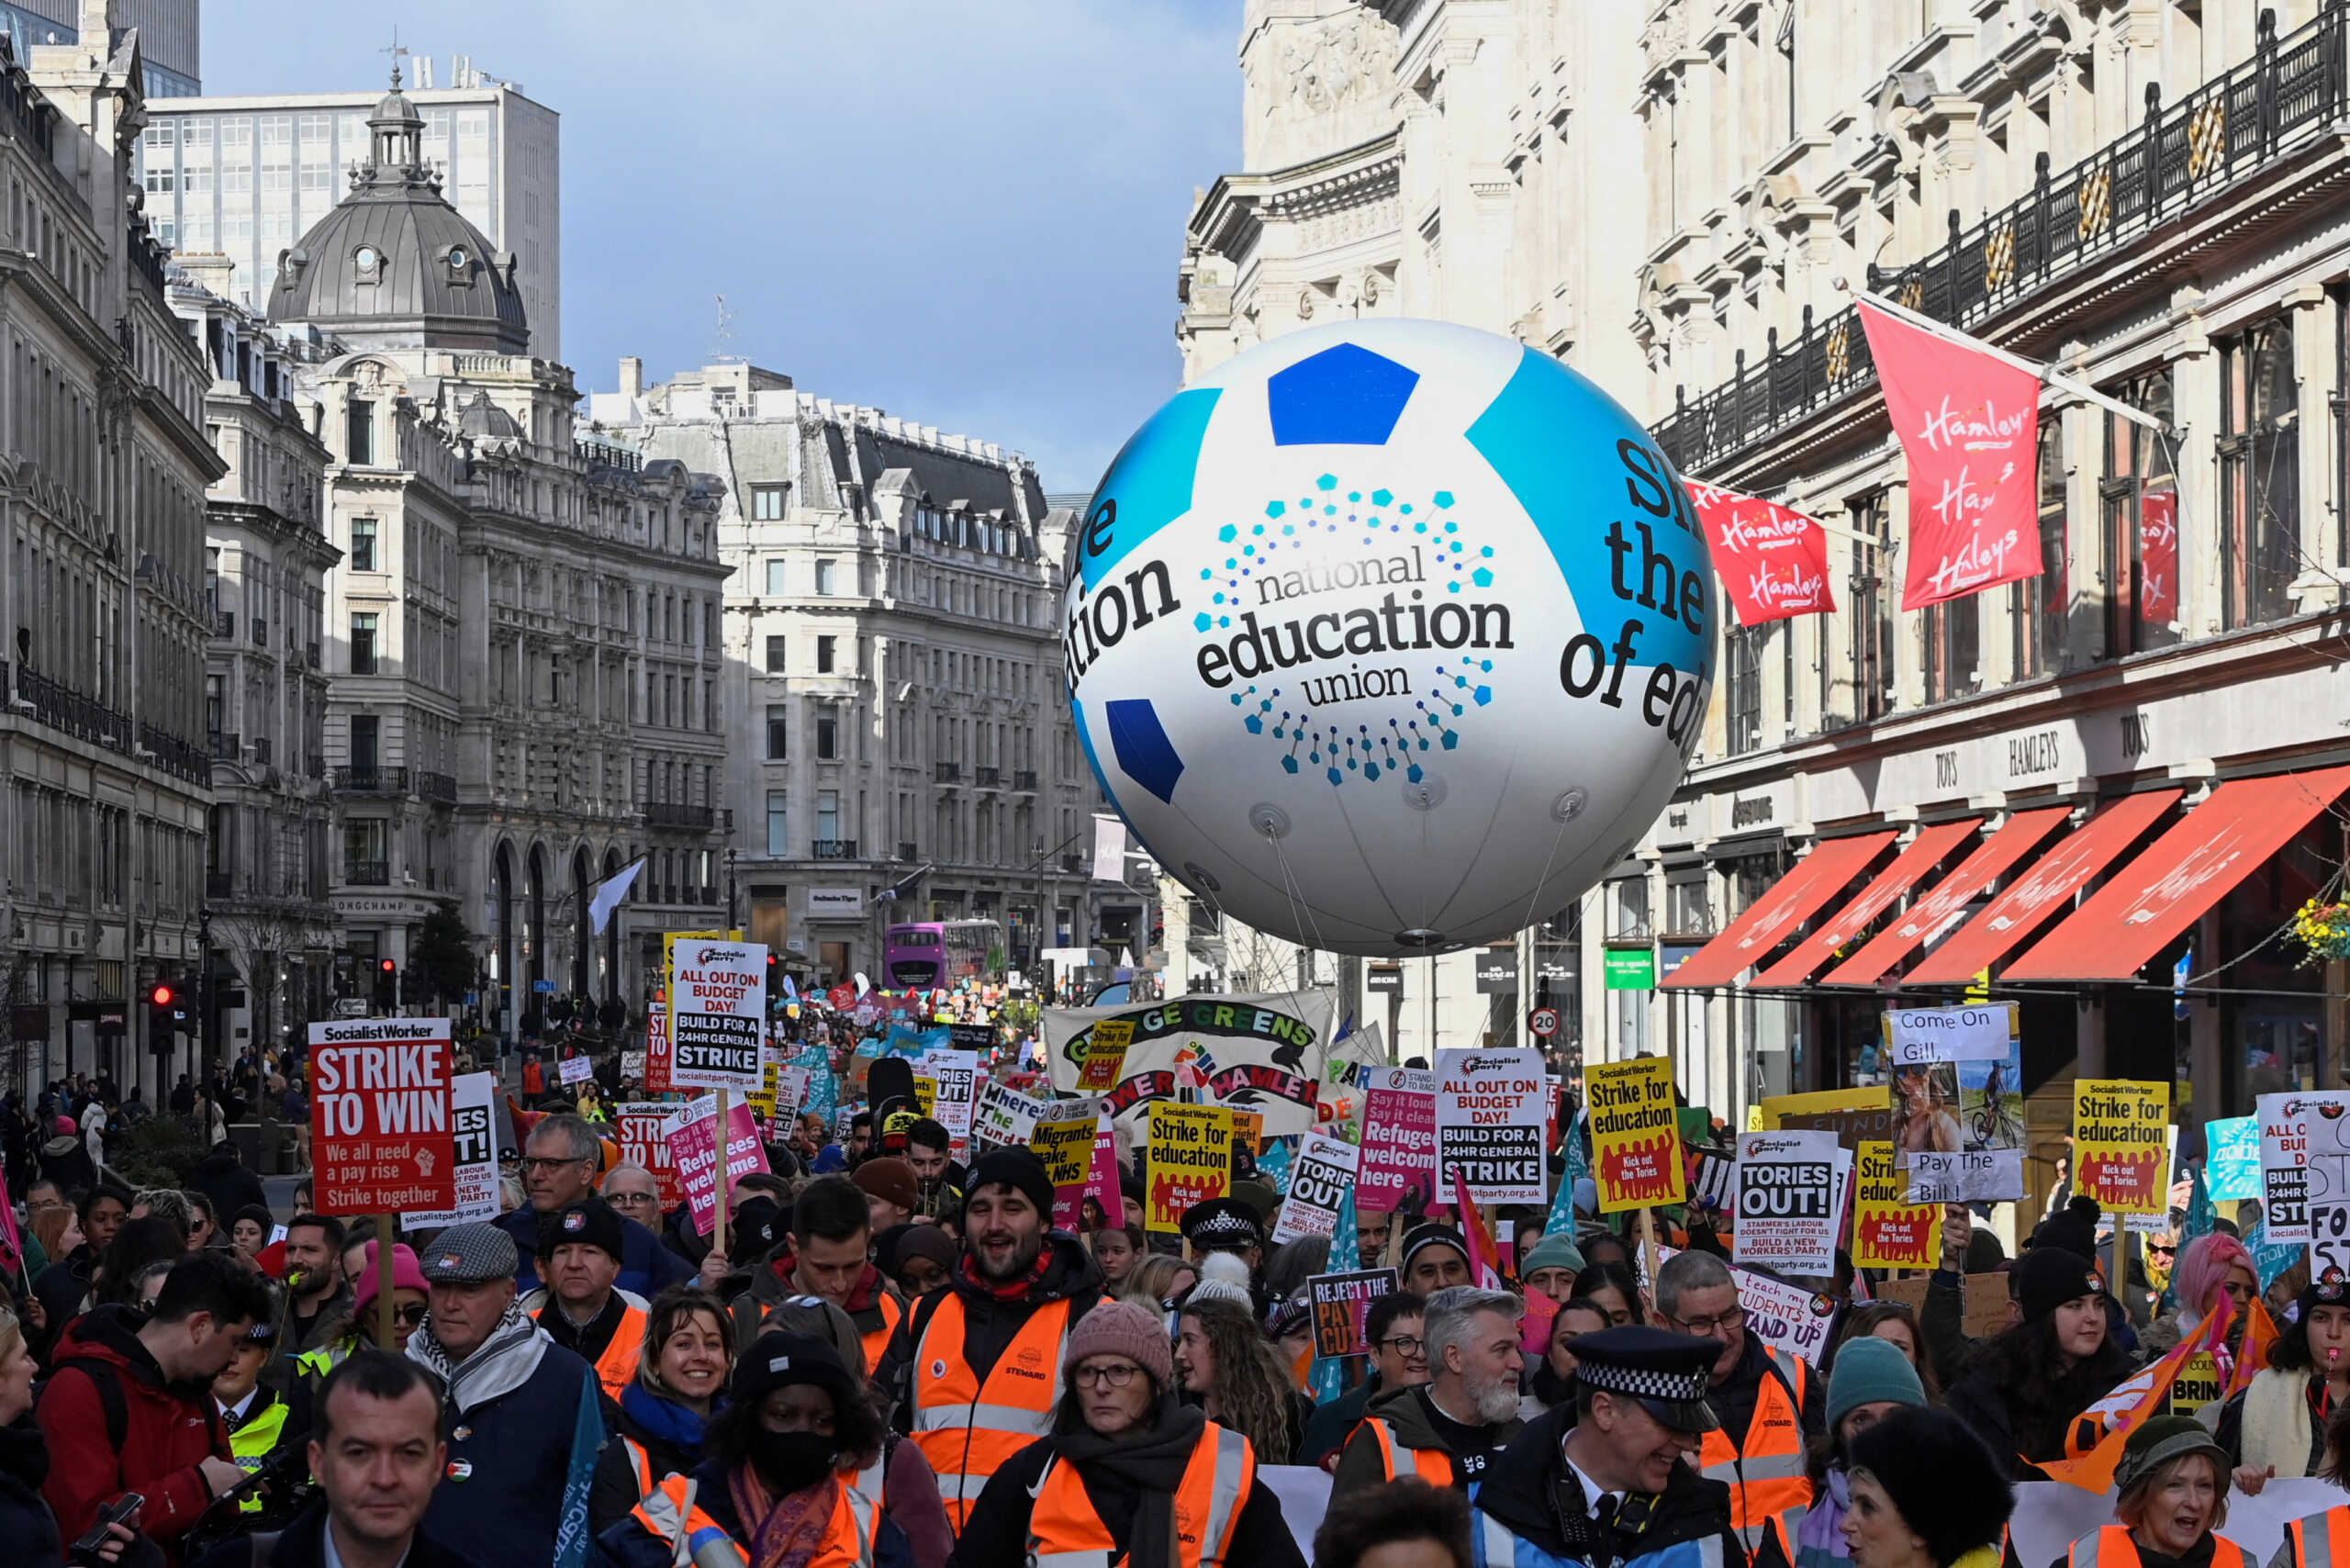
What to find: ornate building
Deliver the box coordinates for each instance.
[265,74,729,1037]
[588,364,1141,988]
[0,6,221,1094]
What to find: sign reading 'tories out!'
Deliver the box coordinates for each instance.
[1065,319,1714,957]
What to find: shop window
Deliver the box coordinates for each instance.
[2014,419,2070,678]
[1922,595,1978,704]
[1829,493,1895,725]
[2101,370,2181,656]
[2221,318,2302,629]
[1610,876,1651,940]
[1723,625,1763,755]
[766,704,787,760]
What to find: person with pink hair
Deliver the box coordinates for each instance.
[2141,1231,2259,1370]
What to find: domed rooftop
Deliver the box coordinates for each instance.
[266,69,529,354]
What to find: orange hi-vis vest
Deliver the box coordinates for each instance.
[912,1291,1075,1533]
[2282,1509,2350,1568]
[1360,1416,1460,1488]
[629,1456,884,1568]
[2067,1525,2255,1568]
[534,1298,649,1402]
[1697,1347,1811,1552]
[855,1292,904,1380]
[1027,1420,1254,1568]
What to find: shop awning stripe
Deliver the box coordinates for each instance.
[1660,832,1897,990]
[1818,806,2077,987]
[2002,767,2350,983]
[1748,820,1982,989]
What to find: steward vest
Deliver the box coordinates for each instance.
[856,1292,904,1381]
[223,1387,292,1515]
[1027,1421,1253,1568]
[1469,1505,1731,1568]
[1696,1349,1810,1552]
[2068,1525,2255,1568]
[629,1456,884,1568]
[535,1299,650,1401]
[1360,1416,1460,1488]
[911,1291,1074,1532]
[2283,1509,2350,1568]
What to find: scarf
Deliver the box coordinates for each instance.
[409,1300,548,1413]
[621,1381,711,1455]
[730,1460,843,1568]
[1053,1394,1208,1568]
[1796,1463,1852,1560]
[961,1245,1053,1302]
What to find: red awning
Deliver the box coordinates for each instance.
[1900,791,2182,986]
[1819,806,2076,987]
[1749,820,1981,989]
[1661,832,1897,990]
[2004,767,2350,983]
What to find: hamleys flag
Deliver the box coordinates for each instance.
[1684,481,1836,625]
[1856,301,2043,611]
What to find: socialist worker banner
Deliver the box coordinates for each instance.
[1857,301,2043,610]
[1684,481,1836,624]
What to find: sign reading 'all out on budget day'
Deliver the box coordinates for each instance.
[402,1072,498,1230]
[2073,1079,2171,1215]
[309,1018,457,1215]
[1435,1047,1548,1205]
[668,939,767,1092]
[1271,1131,1364,1246]
[1586,1055,1685,1212]
[2259,1092,2333,1244]
[1733,1129,1840,1277]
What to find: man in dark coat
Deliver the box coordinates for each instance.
[190,1140,270,1225]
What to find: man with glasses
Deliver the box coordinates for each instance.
[1653,1249,1819,1554]
[600,1163,666,1231]
[494,1113,694,1298]
[1334,1285,1526,1498]
[1301,1290,1427,1468]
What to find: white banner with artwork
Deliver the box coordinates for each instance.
[1043,990,1337,1137]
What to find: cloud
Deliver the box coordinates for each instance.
[200,0,1243,488]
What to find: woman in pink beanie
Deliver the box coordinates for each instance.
[2143,1231,2259,1370]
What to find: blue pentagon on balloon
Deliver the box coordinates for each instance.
[1104,700,1184,804]
[1269,343,1420,447]
[1079,386,1221,588]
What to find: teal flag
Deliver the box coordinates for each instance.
[1310,1186,1360,1406]
[1545,1112,1586,1238]
[1259,1137,1294,1196]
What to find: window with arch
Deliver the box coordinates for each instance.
[2220,317,2301,629]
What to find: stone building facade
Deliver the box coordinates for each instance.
[588,364,1140,988]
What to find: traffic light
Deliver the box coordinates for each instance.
[147,980,184,1042]
[374,958,397,1008]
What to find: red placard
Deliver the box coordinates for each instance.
[617,1103,686,1208]
[643,1004,673,1096]
[1684,481,1836,624]
[2138,489,2178,625]
[308,1018,457,1215]
[1857,302,2043,610]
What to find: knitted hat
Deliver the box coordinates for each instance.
[2012,1245,2102,1324]
[886,1223,957,1282]
[2113,1415,2231,1500]
[2296,1272,2350,1321]
[1827,1335,1928,1429]
[731,1331,859,1414]
[1186,1250,1255,1309]
[535,1196,626,1263]
[967,1147,1055,1217]
[2031,1194,2102,1263]
[1847,1406,2014,1564]
[1231,1180,1279,1223]
[1400,1222,1470,1277]
[1521,1233,1585,1279]
[352,1242,429,1315]
[855,1157,920,1215]
[759,1295,867,1378]
[1065,1299,1174,1392]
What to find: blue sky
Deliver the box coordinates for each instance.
[200,1,1246,492]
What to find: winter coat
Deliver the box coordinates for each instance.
[37,1304,232,1562]
[1330,1378,1525,1499]
[0,1414,66,1564]
[876,1232,1107,1435]
[188,1150,269,1227]
[187,1497,487,1568]
[946,1428,1304,1568]
[598,1455,917,1568]
[1471,1400,1771,1568]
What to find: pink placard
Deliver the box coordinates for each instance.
[668,1095,771,1237]
[1359,1068,1438,1214]
[1055,1113,1120,1229]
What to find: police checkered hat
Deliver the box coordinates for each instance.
[419,1223,520,1285]
[1568,1326,1722,1433]
[1180,1197,1262,1253]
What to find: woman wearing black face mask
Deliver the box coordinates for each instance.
[600,1332,918,1568]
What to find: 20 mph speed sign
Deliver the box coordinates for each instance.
[1527,1007,1561,1038]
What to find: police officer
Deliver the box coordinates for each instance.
[211,1316,292,1516]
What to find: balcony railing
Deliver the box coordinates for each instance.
[333,766,408,793]
[811,839,859,860]
[343,860,390,886]
[934,761,961,783]
[1013,769,1038,790]
[643,801,715,830]
[1654,6,2350,475]
[974,766,1002,787]
[16,666,129,750]
[418,770,457,803]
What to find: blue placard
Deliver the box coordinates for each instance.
[2205,1115,2261,1204]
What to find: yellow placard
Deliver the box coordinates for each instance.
[1079,1019,1136,1091]
[744,1057,782,1123]
[1147,1101,1234,1233]
[1850,1140,1939,1270]
[2170,1351,2226,1416]
[1231,1109,1264,1156]
[1758,1087,1890,1130]
[1029,1105,1099,1192]
[913,1077,937,1116]
[1586,1057,1685,1213]
[2074,1078,2171,1215]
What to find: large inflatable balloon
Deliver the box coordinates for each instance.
[1065,319,1714,957]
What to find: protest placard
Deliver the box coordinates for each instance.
[1147,1101,1236,1231]
[1734,1130,1840,1276]
[642,1006,672,1095]
[618,1103,685,1207]
[1436,1047,1547,1205]
[947,1022,995,1054]
[621,1049,646,1083]
[1877,1273,2011,1338]
[1272,1132,1363,1246]
[1359,1067,1438,1214]
[310,1018,456,1215]
[2074,1079,2171,1215]
[918,1048,980,1155]
[1882,1003,2016,1065]
[1895,1006,2024,1204]
[975,1081,1045,1148]
[402,1071,497,1229]
[559,1054,594,1087]
[669,939,767,1092]
[2258,1092,2318,1242]
[1738,1268,1840,1365]
[1032,1099,1104,1227]
[1850,1140,1939,1270]
[2207,1115,2261,1204]
[668,1094,770,1236]
[1079,1019,1136,1091]
[776,1067,812,1120]
[744,1045,788,1134]
[1308,1268,1400,1358]
[1586,1056,1685,1212]
[1231,1110,1265,1158]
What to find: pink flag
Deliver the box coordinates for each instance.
[1856,301,2044,610]
[1684,481,1836,624]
